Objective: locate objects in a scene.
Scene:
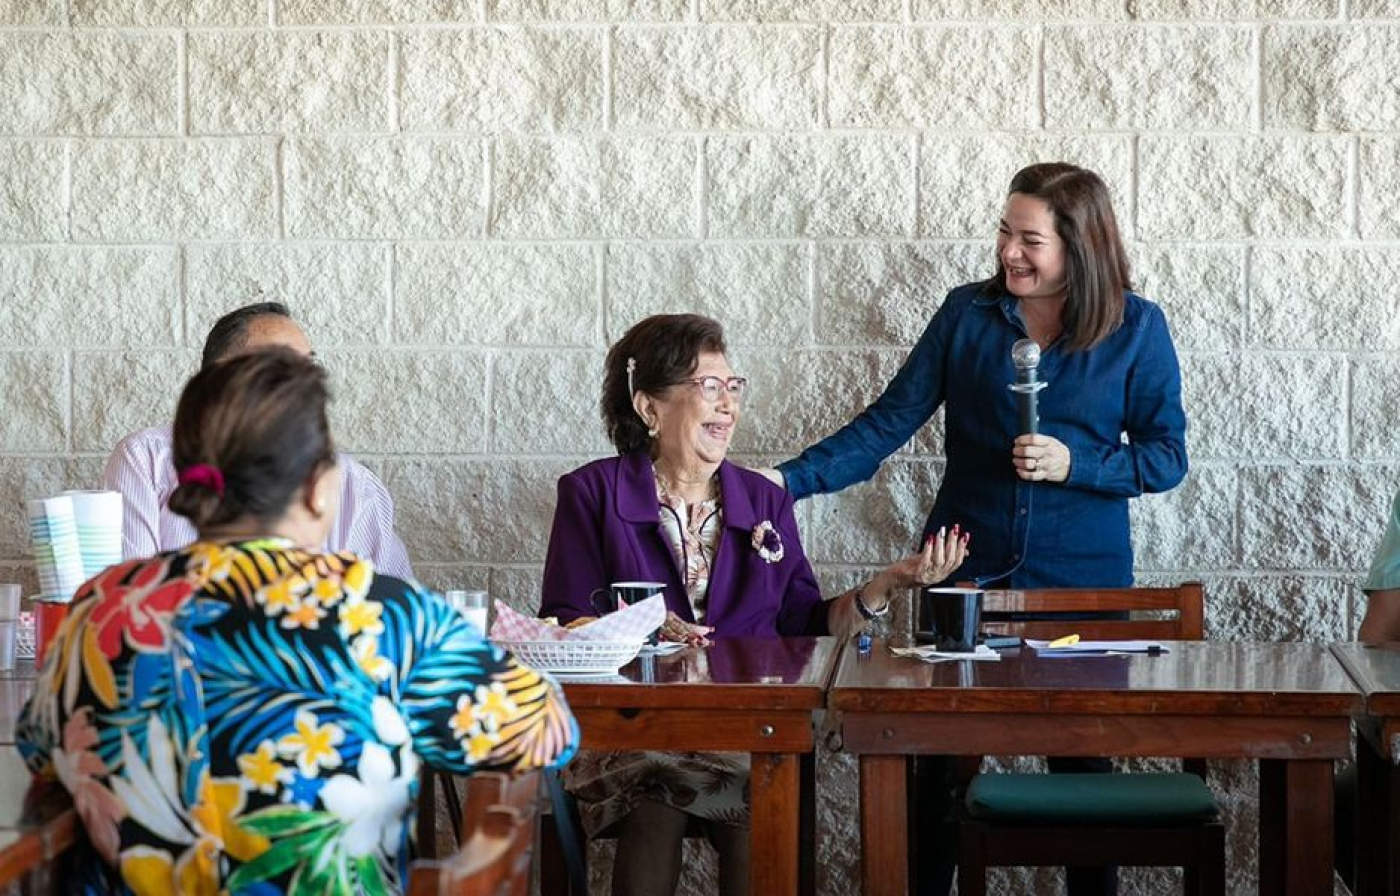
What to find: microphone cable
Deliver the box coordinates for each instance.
[970,477,1035,589]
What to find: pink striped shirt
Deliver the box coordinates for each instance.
[101,424,414,579]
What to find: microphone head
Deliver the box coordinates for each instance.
[1011,338,1041,370]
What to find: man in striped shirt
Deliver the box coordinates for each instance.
[101,302,414,579]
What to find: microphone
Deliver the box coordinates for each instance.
[1007,338,1047,435]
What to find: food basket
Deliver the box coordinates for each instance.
[498,639,644,674]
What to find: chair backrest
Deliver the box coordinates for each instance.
[408,770,542,896]
[979,583,1205,642]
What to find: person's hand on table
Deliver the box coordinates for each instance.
[1013,433,1071,483]
[659,611,712,646]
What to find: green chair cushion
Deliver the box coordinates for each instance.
[965,772,1219,824]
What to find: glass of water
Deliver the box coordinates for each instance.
[445,589,490,637]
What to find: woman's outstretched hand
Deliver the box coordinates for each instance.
[874,525,972,596]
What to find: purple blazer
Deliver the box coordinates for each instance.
[539,452,831,638]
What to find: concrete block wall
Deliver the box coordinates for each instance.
[1,1,1396,892]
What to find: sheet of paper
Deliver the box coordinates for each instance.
[889,643,1002,662]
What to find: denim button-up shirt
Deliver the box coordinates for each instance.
[778,281,1187,588]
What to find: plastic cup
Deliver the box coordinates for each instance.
[0,621,14,672]
[446,590,490,636]
[0,584,19,621]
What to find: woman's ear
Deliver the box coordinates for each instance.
[632,392,657,431]
[303,461,341,520]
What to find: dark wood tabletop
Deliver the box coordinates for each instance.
[1332,642,1400,715]
[832,640,1360,896]
[834,640,1361,716]
[1329,643,1400,895]
[557,636,840,896]
[561,636,839,708]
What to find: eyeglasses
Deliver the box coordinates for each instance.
[674,376,748,402]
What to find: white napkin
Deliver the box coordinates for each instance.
[890,643,1002,662]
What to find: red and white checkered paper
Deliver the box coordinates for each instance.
[489,594,665,643]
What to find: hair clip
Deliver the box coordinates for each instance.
[626,357,637,397]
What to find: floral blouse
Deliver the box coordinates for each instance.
[656,488,721,623]
[17,539,579,896]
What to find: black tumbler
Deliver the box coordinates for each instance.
[915,587,983,652]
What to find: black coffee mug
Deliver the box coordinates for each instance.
[915,587,983,652]
[591,581,665,614]
[590,582,666,644]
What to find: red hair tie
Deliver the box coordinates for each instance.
[178,463,225,497]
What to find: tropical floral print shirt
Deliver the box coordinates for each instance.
[17,539,579,896]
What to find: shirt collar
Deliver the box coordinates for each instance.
[970,284,1028,332]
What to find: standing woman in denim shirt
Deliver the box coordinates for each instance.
[772,161,1186,592]
[766,162,1188,896]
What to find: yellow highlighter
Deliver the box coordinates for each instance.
[1048,634,1080,648]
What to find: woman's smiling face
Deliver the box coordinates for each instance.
[997,192,1068,302]
[648,351,741,471]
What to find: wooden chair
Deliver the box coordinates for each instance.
[408,770,542,896]
[954,583,1226,896]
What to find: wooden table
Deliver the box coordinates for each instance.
[1331,642,1400,896]
[830,640,1360,896]
[0,660,79,890]
[559,636,841,896]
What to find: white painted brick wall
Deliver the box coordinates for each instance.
[0,2,1392,892]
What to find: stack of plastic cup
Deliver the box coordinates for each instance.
[64,490,123,578]
[27,496,86,602]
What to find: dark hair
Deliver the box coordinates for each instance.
[201,301,294,369]
[168,348,336,530]
[990,162,1131,352]
[602,314,727,454]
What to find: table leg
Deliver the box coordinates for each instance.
[1259,758,1334,896]
[860,754,909,896]
[1356,728,1388,896]
[751,752,800,896]
[415,767,437,859]
[1391,762,1400,896]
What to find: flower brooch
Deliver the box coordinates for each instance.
[752,521,784,564]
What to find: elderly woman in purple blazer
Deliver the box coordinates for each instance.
[539,313,967,896]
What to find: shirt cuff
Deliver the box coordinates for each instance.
[775,459,811,499]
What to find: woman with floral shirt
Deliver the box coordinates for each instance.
[18,348,578,895]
